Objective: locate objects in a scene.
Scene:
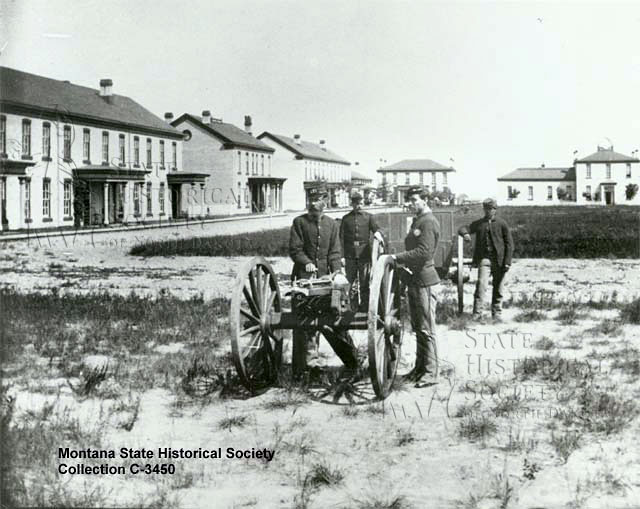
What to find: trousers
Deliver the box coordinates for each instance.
[345,258,371,310]
[407,284,438,375]
[473,257,507,316]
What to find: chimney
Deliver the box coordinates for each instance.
[294,134,302,146]
[319,139,326,151]
[244,115,252,135]
[164,112,174,123]
[99,79,113,97]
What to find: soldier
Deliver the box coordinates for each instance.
[458,198,513,321]
[390,186,440,385]
[289,187,359,377]
[339,191,385,310]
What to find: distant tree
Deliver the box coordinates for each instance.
[508,188,521,199]
[556,187,568,200]
[582,191,592,201]
[626,183,639,200]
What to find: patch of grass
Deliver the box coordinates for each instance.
[453,400,481,418]
[619,297,640,324]
[492,394,526,416]
[395,427,415,446]
[550,430,582,464]
[585,319,622,337]
[457,413,498,443]
[534,336,554,351]
[304,461,344,489]
[556,306,585,325]
[263,390,308,411]
[218,413,249,431]
[342,405,360,418]
[514,353,594,385]
[352,494,412,509]
[514,309,547,322]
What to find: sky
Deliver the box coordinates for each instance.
[3,0,640,199]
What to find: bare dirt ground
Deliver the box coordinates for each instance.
[2,221,640,508]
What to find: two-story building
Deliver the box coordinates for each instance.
[0,66,202,231]
[350,169,375,202]
[171,112,280,215]
[377,158,455,204]
[497,146,640,206]
[257,133,351,210]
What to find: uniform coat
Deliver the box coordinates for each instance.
[395,212,441,287]
[289,213,342,279]
[339,210,380,260]
[458,216,513,268]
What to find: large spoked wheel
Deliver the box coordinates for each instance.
[230,257,283,392]
[457,235,465,314]
[368,255,404,399]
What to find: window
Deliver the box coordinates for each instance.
[172,142,177,170]
[547,186,552,200]
[261,154,265,176]
[43,178,51,217]
[237,151,241,174]
[83,129,90,162]
[102,131,109,164]
[23,179,31,219]
[42,123,51,159]
[586,185,591,197]
[528,186,533,200]
[237,182,242,209]
[586,163,591,179]
[64,181,72,217]
[159,140,165,168]
[268,155,271,176]
[119,134,125,165]
[443,172,448,186]
[0,116,5,154]
[305,161,308,180]
[627,163,632,178]
[251,154,256,175]
[244,186,249,208]
[392,172,397,184]
[146,138,152,167]
[134,137,139,166]
[432,172,436,188]
[245,152,249,175]
[22,120,31,156]
[566,185,572,199]
[606,163,611,179]
[133,183,141,215]
[405,172,410,185]
[63,125,71,160]
[419,172,424,184]
[146,182,152,215]
[159,183,165,214]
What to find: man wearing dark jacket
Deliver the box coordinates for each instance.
[458,198,514,320]
[340,191,384,310]
[289,187,358,377]
[391,186,440,384]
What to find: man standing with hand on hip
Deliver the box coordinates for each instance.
[458,198,514,321]
[391,186,440,385]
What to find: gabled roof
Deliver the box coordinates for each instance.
[0,66,181,138]
[172,113,273,153]
[351,170,373,181]
[497,167,576,181]
[378,159,455,172]
[576,148,639,163]
[257,132,350,165]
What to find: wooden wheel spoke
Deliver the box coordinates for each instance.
[377,316,385,328]
[241,332,262,359]
[240,307,260,324]
[243,285,260,318]
[249,268,262,310]
[240,324,261,337]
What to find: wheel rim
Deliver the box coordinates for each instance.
[230,257,283,392]
[368,255,403,399]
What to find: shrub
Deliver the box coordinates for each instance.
[620,297,640,324]
[457,413,498,442]
[625,183,639,200]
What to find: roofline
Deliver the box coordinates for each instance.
[173,114,274,153]
[497,177,574,182]
[258,131,350,165]
[0,100,183,140]
[377,167,455,172]
[576,157,639,163]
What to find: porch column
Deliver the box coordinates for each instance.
[279,184,283,211]
[200,183,205,217]
[18,178,24,226]
[0,179,4,227]
[103,183,109,225]
[122,183,130,222]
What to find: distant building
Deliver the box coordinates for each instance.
[0,66,197,231]
[376,158,455,204]
[172,113,280,215]
[350,169,374,202]
[497,146,640,206]
[257,133,351,210]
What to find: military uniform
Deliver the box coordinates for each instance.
[339,209,381,308]
[289,210,358,376]
[395,209,441,377]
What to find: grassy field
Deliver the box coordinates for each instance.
[2,286,640,507]
[129,205,640,259]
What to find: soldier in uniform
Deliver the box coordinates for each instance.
[458,198,513,321]
[339,191,385,310]
[391,186,440,385]
[289,186,359,377]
